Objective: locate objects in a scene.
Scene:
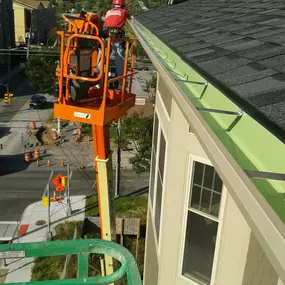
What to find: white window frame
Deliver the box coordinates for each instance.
[157,89,171,122]
[157,128,168,255]
[149,109,160,213]
[177,154,228,285]
[150,112,168,250]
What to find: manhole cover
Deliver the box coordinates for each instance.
[35,220,46,226]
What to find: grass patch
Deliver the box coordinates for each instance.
[31,221,145,284]
[85,195,148,223]
[85,194,98,217]
[82,124,92,136]
[31,221,83,281]
[114,196,148,223]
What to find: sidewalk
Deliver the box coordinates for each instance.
[0,195,86,283]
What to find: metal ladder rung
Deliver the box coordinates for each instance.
[244,170,285,181]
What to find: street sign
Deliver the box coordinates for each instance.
[135,98,146,106]
[0,250,26,259]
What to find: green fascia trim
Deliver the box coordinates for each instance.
[133,21,285,223]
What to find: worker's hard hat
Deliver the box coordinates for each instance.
[113,0,125,6]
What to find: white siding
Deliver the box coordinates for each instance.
[214,194,251,285]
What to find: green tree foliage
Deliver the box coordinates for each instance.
[117,113,153,174]
[25,56,57,94]
[144,72,157,92]
[148,0,166,9]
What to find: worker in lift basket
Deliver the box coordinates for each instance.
[95,0,129,89]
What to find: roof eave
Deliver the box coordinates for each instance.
[13,0,44,9]
[129,17,285,284]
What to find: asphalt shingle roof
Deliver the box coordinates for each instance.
[135,0,285,142]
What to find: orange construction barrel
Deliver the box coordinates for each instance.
[31,121,36,130]
[52,130,57,141]
[24,152,30,163]
[34,147,39,160]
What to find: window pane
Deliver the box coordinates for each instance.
[153,112,159,155]
[155,174,163,240]
[201,189,211,214]
[190,185,201,210]
[182,212,218,284]
[213,172,223,193]
[210,193,221,217]
[193,162,204,185]
[158,130,166,181]
[204,165,214,189]
[149,150,156,204]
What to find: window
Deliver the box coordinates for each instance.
[182,161,223,285]
[149,112,159,204]
[158,78,172,117]
[154,130,166,240]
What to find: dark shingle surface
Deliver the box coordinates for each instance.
[135,0,285,142]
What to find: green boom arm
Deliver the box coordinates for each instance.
[0,239,142,285]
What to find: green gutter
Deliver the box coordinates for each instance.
[133,21,285,223]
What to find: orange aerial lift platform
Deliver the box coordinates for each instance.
[54,12,137,278]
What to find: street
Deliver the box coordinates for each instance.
[0,72,53,156]
[0,168,149,221]
[0,71,150,222]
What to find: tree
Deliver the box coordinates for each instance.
[117,113,153,174]
[25,56,57,94]
[144,72,157,92]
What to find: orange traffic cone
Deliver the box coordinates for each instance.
[47,160,51,167]
[52,191,56,201]
[61,159,65,167]
[36,160,40,167]
[93,161,96,169]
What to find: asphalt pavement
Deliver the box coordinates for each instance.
[0,168,149,221]
[0,70,150,222]
[0,71,38,125]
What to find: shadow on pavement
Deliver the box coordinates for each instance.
[121,186,149,197]
[44,101,54,110]
[0,153,30,176]
[0,127,11,138]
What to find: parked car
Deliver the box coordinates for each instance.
[29,95,47,109]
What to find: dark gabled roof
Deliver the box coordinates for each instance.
[135,0,285,142]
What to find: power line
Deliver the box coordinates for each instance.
[0,53,59,56]
[0,49,59,53]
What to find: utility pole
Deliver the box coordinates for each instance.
[57,118,61,136]
[115,119,121,198]
[26,26,31,59]
[8,47,11,87]
[46,171,53,241]
[66,163,72,216]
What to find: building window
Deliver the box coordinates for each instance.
[182,161,223,284]
[154,130,166,241]
[149,112,159,204]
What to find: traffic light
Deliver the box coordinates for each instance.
[4,93,13,104]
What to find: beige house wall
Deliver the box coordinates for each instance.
[144,75,284,285]
[242,233,278,285]
[143,210,159,285]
